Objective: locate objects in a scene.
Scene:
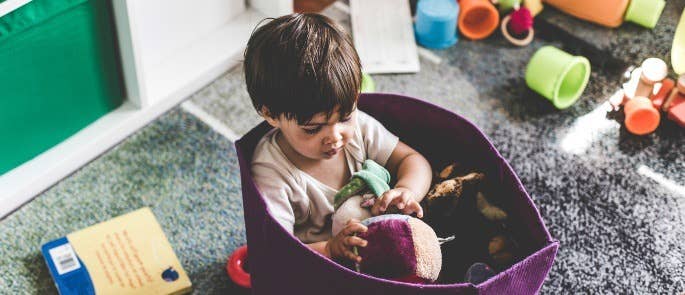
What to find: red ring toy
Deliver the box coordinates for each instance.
[226,245,251,288]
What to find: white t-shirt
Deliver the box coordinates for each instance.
[251,110,399,243]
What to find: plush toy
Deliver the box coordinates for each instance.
[332,161,444,283]
[424,163,517,267]
[331,160,390,236]
[356,214,443,283]
[333,160,517,283]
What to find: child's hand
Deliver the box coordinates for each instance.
[372,187,424,218]
[326,219,368,263]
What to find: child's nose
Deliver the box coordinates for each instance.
[325,124,344,145]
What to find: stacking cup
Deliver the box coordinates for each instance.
[415,0,459,49]
[458,0,499,40]
[624,97,660,135]
[624,0,666,29]
[525,46,591,109]
[498,0,521,12]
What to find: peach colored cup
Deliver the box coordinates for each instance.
[624,96,660,135]
[458,0,499,40]
[543,0,628,28]
[543,0,664,29]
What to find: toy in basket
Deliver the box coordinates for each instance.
[231,93,557,294]
[228,159,522,287]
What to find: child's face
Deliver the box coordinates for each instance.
[267,107,357,161]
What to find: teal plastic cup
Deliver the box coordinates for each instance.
[525,46,591,109]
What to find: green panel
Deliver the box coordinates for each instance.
[0,0,87,39]
[0,0,125,174]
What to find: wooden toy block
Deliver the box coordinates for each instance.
[523,0,543,16]
[667,102,685,127]
[635,58,668,98]
[649,78,674,110]
[663,75,685,111]
[664,75,685,127]
[666,92,685,111]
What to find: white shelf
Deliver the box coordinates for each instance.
[0,8,270,218]
[145,8,268,105]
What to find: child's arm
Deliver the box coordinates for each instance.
[307,241,329,256]
[372,141,432,217]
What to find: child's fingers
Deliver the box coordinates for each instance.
[399,201,416,214]
[390,193,411,210]
[344,250,362,263]
[344,236,368,247]
[371,194,391,215]
[379,190,400,211]
[403,201,424,218]
[342,222,368,236]
[371,199,383,216]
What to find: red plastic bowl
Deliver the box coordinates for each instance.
[227,245,251,288]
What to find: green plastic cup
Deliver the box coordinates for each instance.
[624,0,665,29]
[498,0,521,13]
[361,72,375,93]
[525,46,591,109]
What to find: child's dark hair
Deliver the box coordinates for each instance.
[244,13,362,125]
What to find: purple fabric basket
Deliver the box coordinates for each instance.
[235,93,559,294]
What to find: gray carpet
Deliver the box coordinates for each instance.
[0,110,246,294]
[2,2,685,294]
[536,0,684,67]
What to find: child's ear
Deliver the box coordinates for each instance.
[260,106,281,128]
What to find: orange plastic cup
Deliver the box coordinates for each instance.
[624,96,660,135]
[544,0,628,28]
[458,0,499,40]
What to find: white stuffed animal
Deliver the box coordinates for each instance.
[332,194,376,236]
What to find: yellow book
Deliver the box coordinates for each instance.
[42,208,192,295]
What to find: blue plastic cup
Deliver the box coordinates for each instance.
[415,0,459,49]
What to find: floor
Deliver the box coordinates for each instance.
[1,1,684,294]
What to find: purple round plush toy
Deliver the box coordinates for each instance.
[357,214,442,283]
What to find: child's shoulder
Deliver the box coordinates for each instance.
[355,109,387,129]
[356,109,374,122]
[251,128,280,164]
[250,129,304,189]
[354,109,399,166]
[356,109,394,137]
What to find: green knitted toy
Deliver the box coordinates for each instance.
[332,160,391,235]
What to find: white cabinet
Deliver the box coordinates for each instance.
[0,0,293,218]
[115,0,292,108]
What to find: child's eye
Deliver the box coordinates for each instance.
[303,126,322,134]
[341,116,352,123]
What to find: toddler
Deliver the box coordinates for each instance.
[245,13,432,264]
